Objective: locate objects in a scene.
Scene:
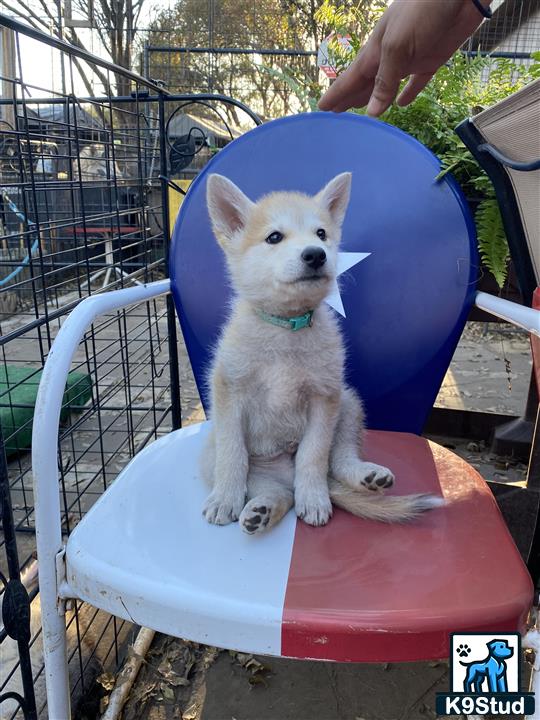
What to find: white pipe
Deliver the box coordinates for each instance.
[475,292,540,337]
[524,627,540,720]
[99,627,156,720]
[31,280,171,720]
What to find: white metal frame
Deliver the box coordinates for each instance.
[476,292,540,337]
[31,286,540,718]
[32,279,170,719]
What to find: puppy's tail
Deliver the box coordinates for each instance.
[329,479,444,523]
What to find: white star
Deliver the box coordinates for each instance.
[325,252,371,317]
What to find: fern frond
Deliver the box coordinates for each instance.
[475,199,510,288]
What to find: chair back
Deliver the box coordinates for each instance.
[457,79,540,304]
[170,113,477,433]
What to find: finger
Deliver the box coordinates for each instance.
[365,48,403,117]
[396,72,433,106]
[318,48,379,112]
[322,83,376,114]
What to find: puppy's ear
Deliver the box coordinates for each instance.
[206,174,254,247]
[315,172,352,227]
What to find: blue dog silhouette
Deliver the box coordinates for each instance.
[460,639,513,693]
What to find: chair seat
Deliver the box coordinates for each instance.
[65,422,533,663]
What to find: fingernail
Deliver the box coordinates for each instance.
[366,97,384,117]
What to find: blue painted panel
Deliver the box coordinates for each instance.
[170,113,477,433]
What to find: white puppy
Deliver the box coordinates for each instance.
[201,172,442,534]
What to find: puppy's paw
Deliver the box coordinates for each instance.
[345,461,395,492]
[203,488,245,525]
[240,502,272,534]
[295,489,332,527]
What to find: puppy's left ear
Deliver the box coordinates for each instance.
[315,172,352,227]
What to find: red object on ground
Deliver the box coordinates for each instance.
[282,430,533,662]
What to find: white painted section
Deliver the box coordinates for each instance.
[326,251,371,317]
[65,422,297,657]
[31,280,171,719]
[475,291,540,337]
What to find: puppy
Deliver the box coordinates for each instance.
[201,172,442,534]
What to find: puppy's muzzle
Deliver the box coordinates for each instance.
[301,246,326,270]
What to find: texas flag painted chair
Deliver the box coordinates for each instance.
[32,112,540,718]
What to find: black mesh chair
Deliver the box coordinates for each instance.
[457,78,540,571]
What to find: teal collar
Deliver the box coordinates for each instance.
[256,308,314,331]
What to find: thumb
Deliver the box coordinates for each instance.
[366,47,403,117]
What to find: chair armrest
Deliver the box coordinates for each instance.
[475,291,540,338]
[31,280,171,601]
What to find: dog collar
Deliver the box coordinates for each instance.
[256,308,313,331]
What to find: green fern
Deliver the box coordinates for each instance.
[475,199,509,288]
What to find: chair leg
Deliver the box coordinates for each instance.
[40,578,71,718]
[524,618,540,720]
[529,666,540,720]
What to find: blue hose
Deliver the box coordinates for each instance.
[0,192,39,287]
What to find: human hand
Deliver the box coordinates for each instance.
[318,0,492,117]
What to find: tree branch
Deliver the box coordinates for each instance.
[5,0,50,29]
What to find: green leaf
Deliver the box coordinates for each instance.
[475,199,510,288]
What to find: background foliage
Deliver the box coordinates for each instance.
[295,2,540,287]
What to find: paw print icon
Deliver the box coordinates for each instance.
[457,644,471,658]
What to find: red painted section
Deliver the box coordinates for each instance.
[281,431,533,662]
[532,288,540,394]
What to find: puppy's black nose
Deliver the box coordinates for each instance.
[301,246,326,269]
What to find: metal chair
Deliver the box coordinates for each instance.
[32,112,540,718]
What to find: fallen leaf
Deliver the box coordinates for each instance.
[183,703,199,720]
[99,696,109,714]
[168,675,190,687]
[96,672,116,692]
[161,684,175,702]
[248,674,268,687]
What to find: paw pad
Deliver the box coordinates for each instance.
[241,505,272,534]
[362,472,394,491]
[457,644,471,658]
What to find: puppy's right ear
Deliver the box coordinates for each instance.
[206,174,254,248]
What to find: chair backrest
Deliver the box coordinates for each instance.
[170,113,477,434]
[457,79,540,305]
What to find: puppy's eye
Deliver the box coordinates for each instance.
[316,228,327,241]
[265,231,283,245]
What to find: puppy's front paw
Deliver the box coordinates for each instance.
[203,488,245,525]
[295,489,332,527]
[240,502,272,534]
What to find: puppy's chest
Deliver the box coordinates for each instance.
[242,339,342,412]
[249,360,312,412]
[242,360,319,453]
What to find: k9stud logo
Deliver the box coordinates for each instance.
[436,633,535,716]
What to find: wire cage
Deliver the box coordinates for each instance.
[466,0,540,57]
[0,15,260,720]
[0,17,174,720]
